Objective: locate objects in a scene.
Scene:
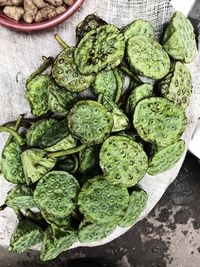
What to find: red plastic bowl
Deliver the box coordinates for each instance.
[0,0,84,32]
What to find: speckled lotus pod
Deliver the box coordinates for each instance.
[76,14,107,40]
[118,189,148,228]
[34,171,80,219]
[26,118,57,147]
[148,139,185,175]
[133,97,187,147]
[21,149,57,184]
[127,36,170,79]
[79,145,99,174]
[1,141,25,184]
[126,84,153,115]
[163,12,196,63]
[52,47,95,93]
[26,74,50,117]
[68,100,113,145]
[9,219,43,254]
[78,219,116,243]
[158,62,192,109]
[99,136,148,187]
[78,176,129,225]
[75,25,125,75]
[123,19,155,42]
[48,78,78,116]
[40,226,77,261]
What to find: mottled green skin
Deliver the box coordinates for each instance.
[79,146,99,174]
[9,219,43,253]
[26,118,57,147]
[40,226,77,261]
[127,36,170,79]
[68,100,113,145]
[158,62,192,109]
[100,136,148,187]
[34,171,80,219]
[126,84,153,115]
[41,210,71,229]
[52,48,95,92]
[119,190,148,227]
[78,176,129,225]
[75,25,125,75]
[21,149,57,184]
[163,12,196,63]
[26,74,50,117]
[124,19,155,41]
[148,139,185,175]
[1,141,25,184]
[133,97,187,147]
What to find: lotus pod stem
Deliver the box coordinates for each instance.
[5,114,24,147]
[0,126,26,146]
[48,144,86,158]
[54,33,70,49]
[120,65,143,84]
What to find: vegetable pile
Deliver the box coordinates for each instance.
[0,12,196,261]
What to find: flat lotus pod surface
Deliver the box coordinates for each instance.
[9,219,43,254]
[79,145,99,174]
[99,136,148,187]
[21,149,57,184]
[75,25,125,75]
[124,19,155,42]
[133,97,187,147]
[26,74,50,117]
[26,118,57,147]
[52,47,95,93]
[1,141,25,184]
[148,139,185,175]
[78,176,129,225]
[158,62,192,109]
[127,36,170,79]
[34,171,80,219]
[68,100,113,145]
[163,12,196,63]
[118,189,148,228]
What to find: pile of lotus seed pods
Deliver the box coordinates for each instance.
[0,12,196,261]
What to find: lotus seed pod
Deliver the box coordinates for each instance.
[127,36,170,79]
[34,171,80,219]
[79,145,100,174]
[148,139,185,175]
[26,118,57,147]
[21,149,57,184]
[99,136,148,187]
[78,176,129,225]
[1,141,25,184]
[52,47,95,93]
[163,12,196,63]
[123,19,155,41]
[126,83,153,115]
[133,97,187,147]
[26,74,50,117]
[158,62,192,109]
[118,189,148,228]
[9,219,43,253]
[41,210,72,229]
[75,25,125,75]
[68,100,113,145]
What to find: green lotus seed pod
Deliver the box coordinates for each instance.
[52,47,95,93]
[158,62,192,109]
[118,189,148,228]
[124,19,155,41]
[163,12,196,63]
[1,141,25,184]
[78,176,129,225]
[79,145,99,174]
[133,97,187,147]
[21,149,57,184]
[75,25,125,75]
[9,219,43,254]
[26,74,50,117]
[127,36,170,79]
[99,136,148,187]
[148,139,185,175]
[34,171,80,219]
[41,210,72,229]
[68,100,113,145]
